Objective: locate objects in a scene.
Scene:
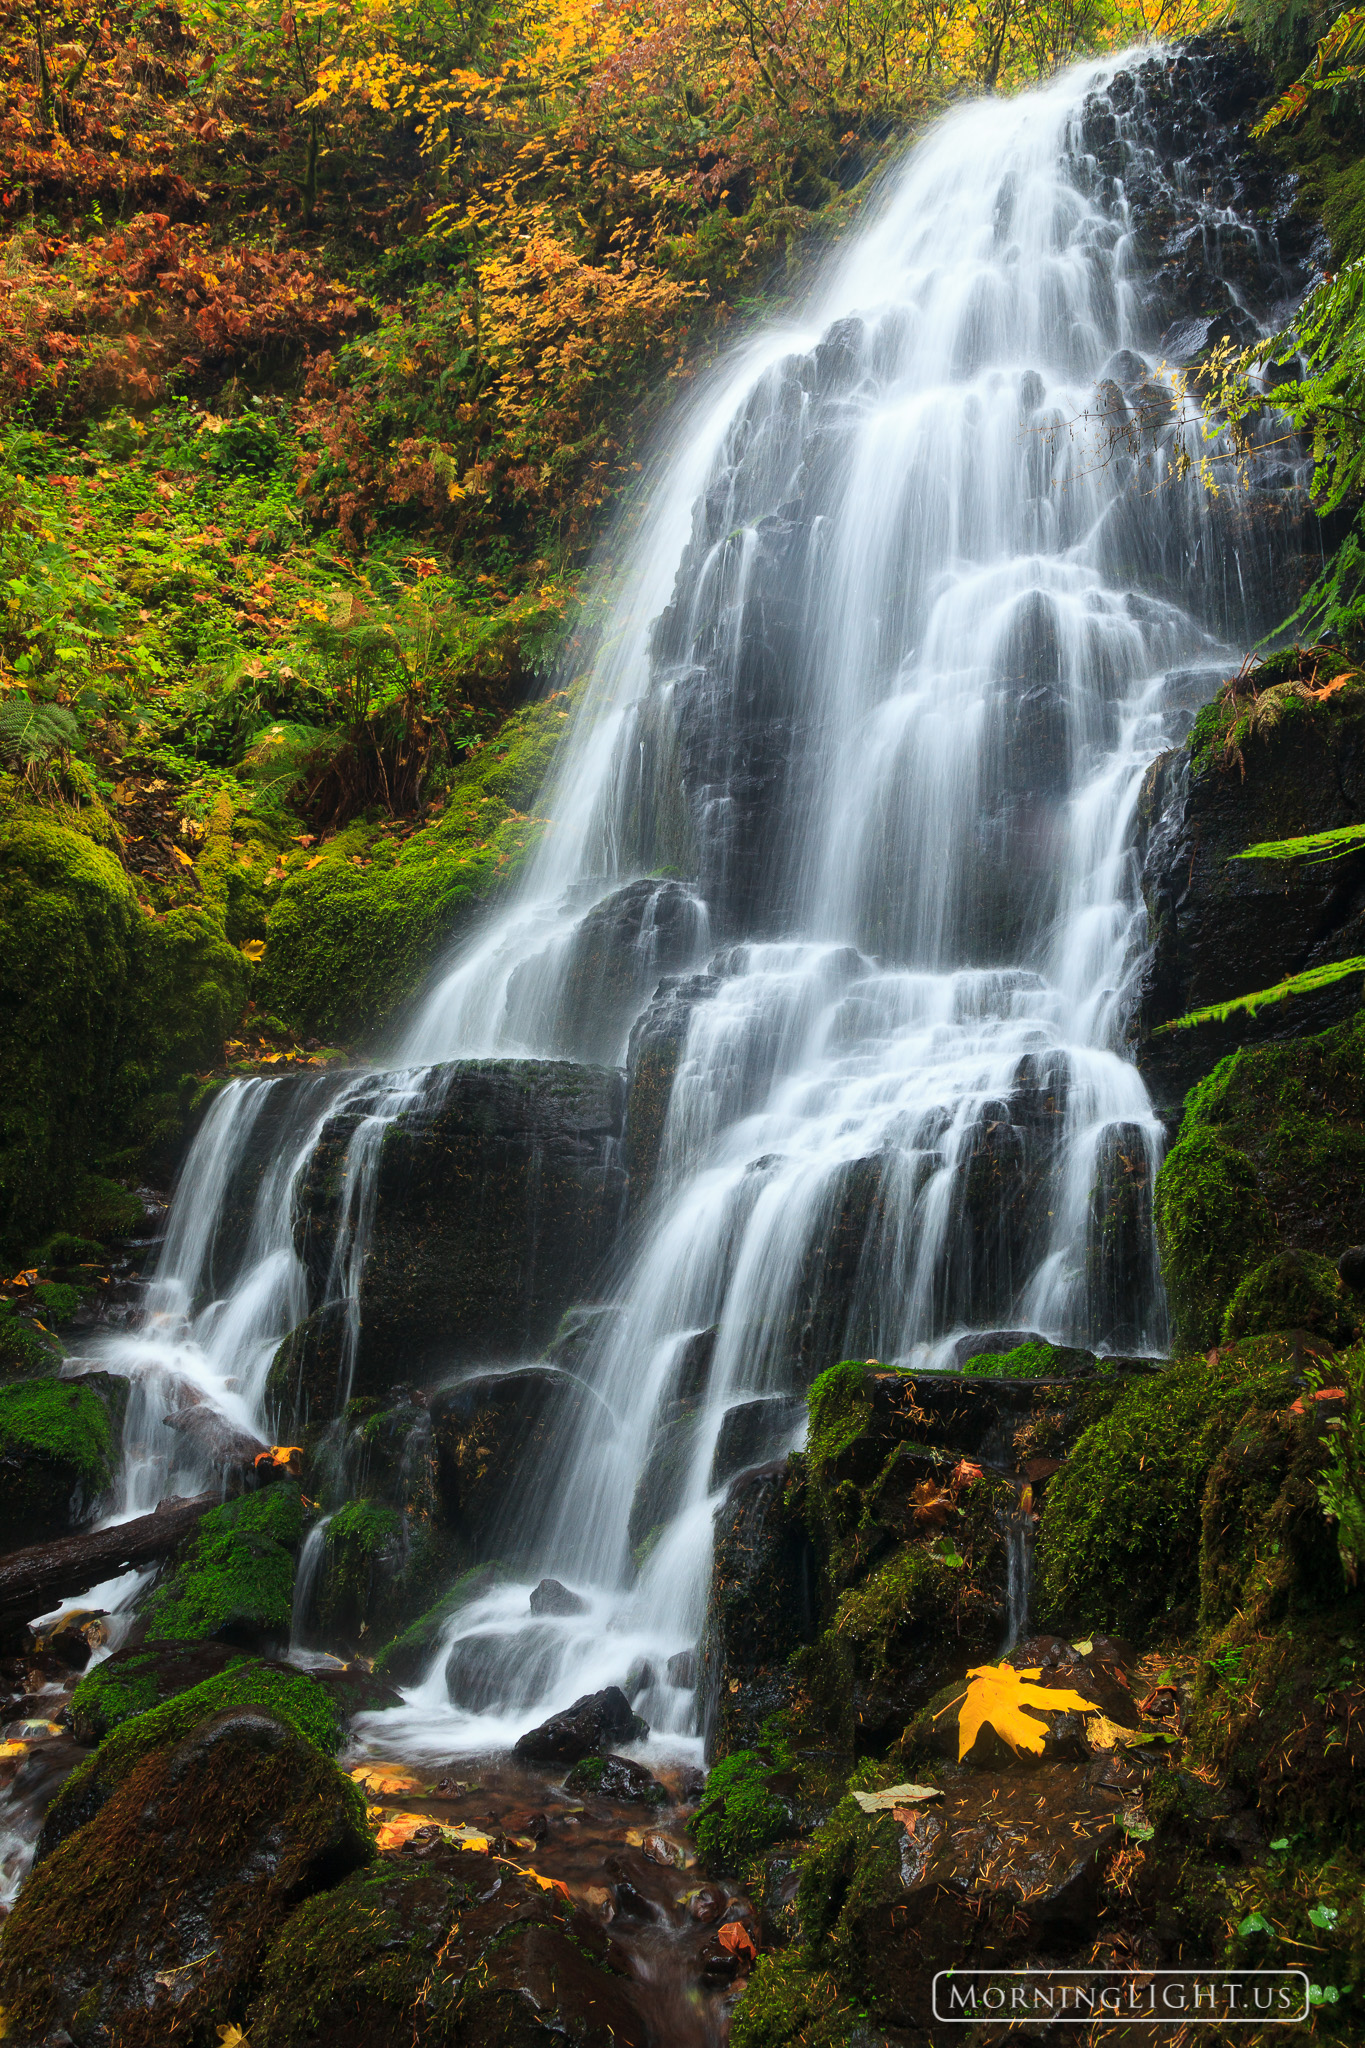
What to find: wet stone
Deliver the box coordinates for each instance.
[528,1576,588,1616]
[514,1685,649,1763]
[564,1753,668,1805]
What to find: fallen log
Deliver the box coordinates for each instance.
[0,1491,218,1654]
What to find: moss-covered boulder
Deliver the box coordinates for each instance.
[1035,1345,1301,1639]
[690,1749,793,1873]
[0,1309,64,1383]
[1221,1249,1361,1348]
[258,689,575,1044]
[0,1373,125,1548]
[67,1638,248,1747]
[1154,1013,1365,1351]
[42,1657,346,1858]
[0,817,246,1255]
[312,1495,462,1649]
[245,1851,649,2048]
[0,1705,371,2048]
[141,1482,304,1648]
[373,1562,509,1685]
[700,1461,818,1759]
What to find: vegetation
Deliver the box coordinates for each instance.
[690,1748,791,1869]
[142,1480,304,1641]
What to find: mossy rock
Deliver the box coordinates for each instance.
[962,1339,1091,1379]
[1154,1013,1365,1351]
[1199,1397,1349,1632]
[0,1705,371,2048]
[245,1851,649,2048]
[67,1638,249,1747]
[1034,1346,1300,1640]
[731,1951,869,2048]
[1221,1249,1361,1348]
[0,821,245,1255]
[373,1562,509,1685]
[312,1496,462,1649]
[0,1372,124,1548]
[141,1482,304,1647]
[690,1750,793,1873]
[0,1309,62,1382]
[258,689,576,1044]
[42,1656,346,1858]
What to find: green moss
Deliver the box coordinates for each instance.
[690,1751,791,1871]
[68,1653,172,1744]
[1035,1348,1299,1640]
[830,1544,957,1686]
[373,1561,509,1683]
[795,1792,903,1964]
[66,1173,145,1242]
[962,1339,1087,1378]
[0,1375,120,1545]
[258,688,577,1043]
[32,1280,80,1326]
[1222,1249,1361,1346]
[1235,821,1365,863]
[1155,1013,1365,1351]
[47,1658,346,1849]
[0,1308,62,1381]
[1155,1124,1276,1353]
[143,1483,303,1643]
[731,1952,869,2048]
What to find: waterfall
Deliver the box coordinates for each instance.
[77,46,1310,1761]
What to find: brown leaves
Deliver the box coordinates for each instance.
[909,1479,955,1528]
[717,1921,757,1961]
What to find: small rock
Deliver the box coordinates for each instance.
[529,1577,588,1616]
[513,1685,648,1763]
[624,1656,656,1698]
[565,1753,668,1804]
[666,1649,696,1689]
[1339,1245,1365,1294]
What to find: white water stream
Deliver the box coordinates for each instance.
[68,47,1307,1763]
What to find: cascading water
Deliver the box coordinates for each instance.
[73,46,1312,1765]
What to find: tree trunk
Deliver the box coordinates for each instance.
[0,1492,218,1652]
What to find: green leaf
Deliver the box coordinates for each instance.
[1239,1912,1275,1939]
[1309,1905,1340,1932]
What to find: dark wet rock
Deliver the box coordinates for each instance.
[1340,1245,1365,1293]
[513,1685,648,1763]
[245,1851,648,2048]
[529,1577,587,1616]
[623,1656,655,1699]
[540,1302,623,1373]
[564,1752,668,1805]
[799,1760,1123,2029]
[628,1407,702,1551]
[31,1606,107,1672]
[0,1705,372,2048]
[624,972,720,1202]
[708,1395,805,1491]
[507,877,708,1065]
[444,1624,561,1715]
[667,1648,696,1689]
[374,1562,510,1685]
[291,1060,627,1406]
[429,1367,600,1564]
[1135,688,1365,1119]
[699,1462,819,1759]
[953,1327,1041,1368]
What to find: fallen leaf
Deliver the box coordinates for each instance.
[510,1865,571,1896]
[850,1783,943,1813]
[1083,1714,1133,1753]
[717,1921,757,1961]
[350,1763,426,1796]
[240,939,266,962]
[0,1740,28,1757]
[940,1664,1098,1760]
[374,1810,491,1854]
[218,2028,250,2047]
[951,1459,985,1488]
[254,1444,302,1473]
[909,1479,956,1528]
[171,844,193,866]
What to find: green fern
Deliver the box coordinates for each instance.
[1154,957,1365,1033]
[0,697,80,780]
[1234,821,1365,863]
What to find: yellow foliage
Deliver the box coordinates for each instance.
[942,1662,1098,1760]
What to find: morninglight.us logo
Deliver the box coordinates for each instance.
[932,1970,1312,2025]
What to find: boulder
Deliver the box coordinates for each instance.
[245,1853,648,2048]
[430,1366,596,1563]
[699,1463,819,1760]
[292,1060,627,1402]
[529,1577,587,1616]
[513,1686,648,1763]
[0,1705,372,2048]
[624,973,719,1202]
[708,1395,805,1492]
[564,1752,669,1804]
[0,1373,126,1551]
[506,877,708,1064]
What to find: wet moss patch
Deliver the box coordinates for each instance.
[143,1480,304,1644]
[0,1373,123,1547]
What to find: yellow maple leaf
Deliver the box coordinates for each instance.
[943,1664,1098,1761]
